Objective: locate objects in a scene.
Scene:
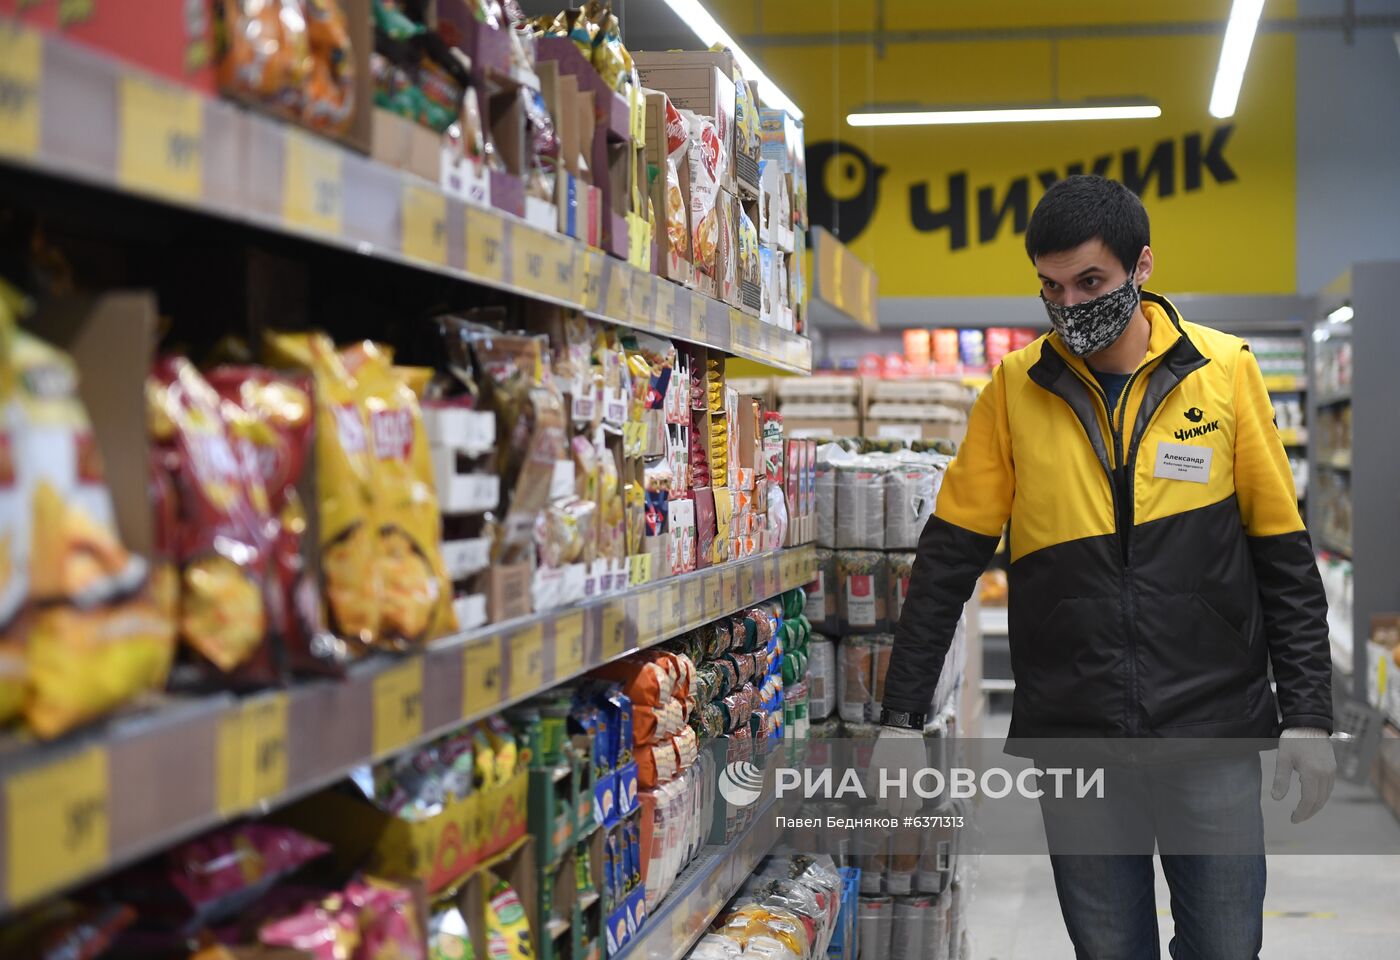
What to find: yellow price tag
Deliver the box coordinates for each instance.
[509,625,545,700]
[555,611,585,679]
[631,272,655,327]
[514,229,575,302]
[0,24,42,160]
[684,578,704,630]
[703,571,723,614]
[601,601,627,660]
[216,694,289,816]
[118,75,203,203]
[721,569,738,610]
[373,659,424,756]
[283,132,343,235]
[579,250,604,311]
[465,204,505,282]
[6,747,109,905]
[633,553,653,586]
[651,281,675,336]
[401,183,447,265]
[663,582,683,631]
[463,638,503,718]
[637,589,662,642]
[765,555,781,596]
[604,262,632,320]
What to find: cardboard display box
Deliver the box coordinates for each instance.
[866,419,966,443]
[783,418,862,440]
[372,108,443,184]
[634,51,753,193]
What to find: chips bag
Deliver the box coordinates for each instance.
[266,332,379,653]
[150,356,277,682]
[207,367,339,675]
[6,286,173,736]
[341,342,454,646]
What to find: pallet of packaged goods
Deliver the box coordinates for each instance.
[862,378,974,444]
[776,376,864,439]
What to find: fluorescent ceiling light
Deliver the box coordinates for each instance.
[1327,305,1354,324]
[659,0,803,120]
[1209,0,1266,119]
[847,103,1162,127]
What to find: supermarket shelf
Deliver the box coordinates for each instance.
[979,607,1008,637]
[1316,390,1353,407]
[1278,427,1308,447]
[580,890,600,911]
[548,918,570,940]
[0,22,811,375]
[1262,374,1307,392]
[0,546,818,915]
[614,785,789,960]
[1318,452,1352,471]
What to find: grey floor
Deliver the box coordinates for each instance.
[966,710,1400,960]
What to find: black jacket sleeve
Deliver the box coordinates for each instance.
[1251,531,1334,731]
[882,516,1000,714]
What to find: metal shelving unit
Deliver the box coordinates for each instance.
[0,542,816,914]
[1306,263,1400,701]
[0,21,811,375]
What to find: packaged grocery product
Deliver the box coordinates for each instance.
[685,111,725,277]
[260,899,361,959]
[834,462,888,549]
[869,635,894,719]
[884,464,937,550]
[208,366,336,675]
[886,552,915,626]
[5,306,172,736]
[807,636,836,721]
[483,875,534,960]
[150,357,276,680]
[814,463,835,548]
[341,342,454,645]
[266,331,378,653]
[737,207,760,291]
[166,823,330,923]
[837,637,872,725]
[219,0,313,111]
[347,877,425,960]
[425,912,470,960]
[304,0,356,134]
[0,900,135,960]
[836,550,887,634]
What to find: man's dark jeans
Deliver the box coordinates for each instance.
[1040,754,1267,959]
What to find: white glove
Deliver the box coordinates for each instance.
[868,726,927,817]
[1271,727,1336,823]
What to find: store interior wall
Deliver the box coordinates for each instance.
[1294,0,1400,293]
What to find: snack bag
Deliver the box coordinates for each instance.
[347,877,426,960]
[304,0,357,135]
[341,342,455,646]
[207,367,339,676]
[0,282,25,723]
[664,158,689,261]
[266,332,379,653]
[12,304,172,736]
[150,357,276,681]
[484,876,534,960]
[219,0,313,108]
[685,112,724,277]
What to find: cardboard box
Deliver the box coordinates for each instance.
[435,0,512,77]
[458,836,538,960]
[867,419,966,443]
[633,53,738,190]
[277,769,528,895]
[486,562,533,622]
[371,108,441,184]
[784,418,862,440]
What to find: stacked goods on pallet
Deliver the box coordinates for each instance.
[775,376,864,440]
[801,443,967,731]
[862,379,974,445]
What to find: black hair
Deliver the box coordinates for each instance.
[1024,175,1150,273]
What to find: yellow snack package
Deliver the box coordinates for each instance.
[265,331,378,653]
[0,281,27,724]
[10,312,173,737]
[341,343,454,646]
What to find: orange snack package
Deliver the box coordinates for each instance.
[341,342,454,646]
[266,331,379,654]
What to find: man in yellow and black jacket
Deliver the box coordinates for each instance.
[876,176,1334,957]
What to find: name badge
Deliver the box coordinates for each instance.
[1153,441,1212,484]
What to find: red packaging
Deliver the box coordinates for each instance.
[170,824,331,914]
[150,357,277,684]
[260,902,360,960]
[985,327,1013,368]
[54,0,218,94]
[207,367,341,676]
[346,878,425,960]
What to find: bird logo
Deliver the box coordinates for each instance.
[717,760,765,807]
[1184,407,1205,423]
[808,140,888,243]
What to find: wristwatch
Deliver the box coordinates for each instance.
[879,708,927,730]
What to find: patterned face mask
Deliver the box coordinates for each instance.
[1041,274,1140,358]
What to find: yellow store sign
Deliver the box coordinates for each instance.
[717,0,1297,295]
